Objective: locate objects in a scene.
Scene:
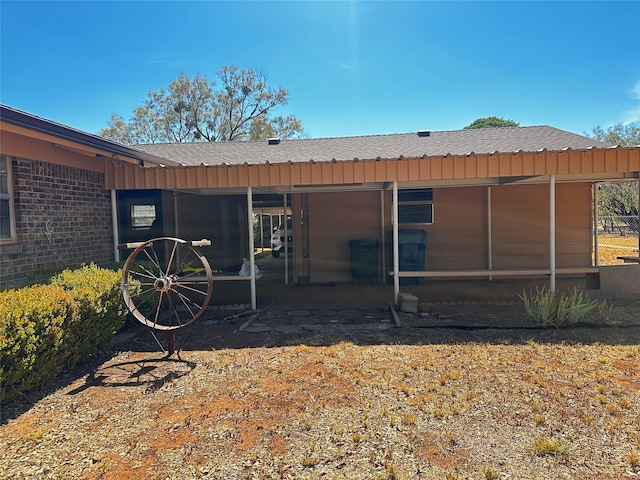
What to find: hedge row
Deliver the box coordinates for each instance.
[0,264,127,402]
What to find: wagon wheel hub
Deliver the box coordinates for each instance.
[153,275,174,293]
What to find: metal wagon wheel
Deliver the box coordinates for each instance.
[120,237,213,355]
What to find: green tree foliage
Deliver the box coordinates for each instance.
[98,66,305,144]
[589,123,640,147]
[464,116,520,129]
[588,123,640,233]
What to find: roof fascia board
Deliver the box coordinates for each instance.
[1,105,176,167]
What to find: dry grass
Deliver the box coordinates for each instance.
[596,235,639,264]
[2,336,639,479]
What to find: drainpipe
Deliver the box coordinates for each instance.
[392,181,400,305]
[111,190,120,263]
[247,186,257,310]
[550,175,556,291]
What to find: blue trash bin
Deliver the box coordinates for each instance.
[398,230,427,285]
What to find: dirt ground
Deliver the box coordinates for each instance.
[2,299,639,480]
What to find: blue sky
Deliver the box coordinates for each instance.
[1,1,639,139]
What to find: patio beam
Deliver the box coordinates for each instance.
[550,175,556,291]
[392,181,400,305]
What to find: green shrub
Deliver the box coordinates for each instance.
[1,264,127,402]
[0,285,77,401]
[520,286,604,328]
[51,263,127,365]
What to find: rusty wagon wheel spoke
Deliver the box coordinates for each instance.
[121,237,213,332]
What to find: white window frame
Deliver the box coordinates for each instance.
[0,154,16,242]
[130,203,157,229]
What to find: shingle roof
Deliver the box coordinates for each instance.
[135,126,610,167]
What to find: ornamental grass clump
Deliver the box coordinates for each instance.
[520,286,605,328]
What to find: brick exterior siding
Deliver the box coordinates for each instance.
[0,157,114,288]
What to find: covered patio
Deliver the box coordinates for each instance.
[107,128,640,309]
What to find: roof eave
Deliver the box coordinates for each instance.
[0,104,176,167]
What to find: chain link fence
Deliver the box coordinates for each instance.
[595,215,640,265]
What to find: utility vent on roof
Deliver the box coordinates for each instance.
[417,130,431,137]
[268,137,280,145]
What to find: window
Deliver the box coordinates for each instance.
[398,188,433,225]
[0,155,15,240]
[131,204,156,228]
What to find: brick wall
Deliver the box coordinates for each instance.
[0,157,114,288]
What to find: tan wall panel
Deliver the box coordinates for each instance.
[604,149,617,172]
[453,157,465,178]
[256,164,270,185]
[310,163,323,184]
[299,164,311,184]
[278,164,290,185]
[629,149,640,170]
[546,152,558,174]
[175,168,187,189]
[248,165,260,186]
[580,150,593,173]
[522,153,535,175]
[396,159,409,181]
[465,157,477,178]
[557,153,569,175]
[491,182,592,268]
[405,158,422,180]
[133,166,146,189]
[421,187,488,270]
[430,158,443,179]
[204,167,216,188]
[511,155,523,176]
[290,164,302,185]
[488,157,500,177]
[341,162,354,184]
[361,162,374,183]
[476,156,488,178]
[499,155,511,176]
[186,168,198,188]
[324,162,337,183]
[236,166,249,187]
[442,157,453,178]
[569,151,581,174]
[307,191,382,283]
[353,162,365,183]
[142,168,154,188]
[226,166,238,187]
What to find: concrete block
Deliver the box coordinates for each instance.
[399,293,419,313]
[599,264,640,297]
